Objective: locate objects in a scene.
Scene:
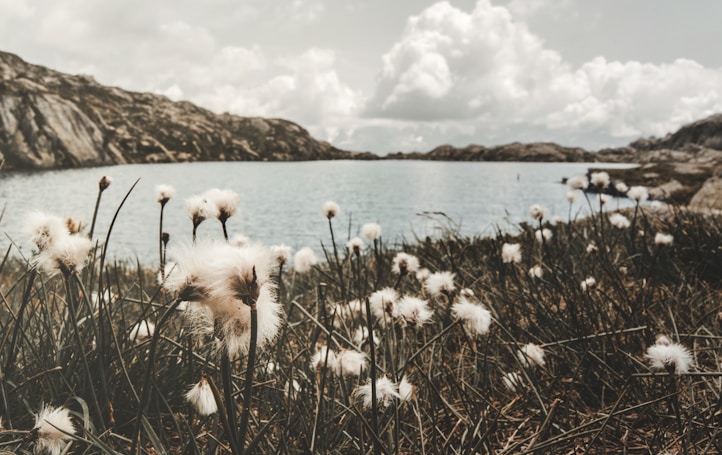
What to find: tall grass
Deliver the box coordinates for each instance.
[0,176,721,454]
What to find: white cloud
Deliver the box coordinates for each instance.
[0,0,35,20]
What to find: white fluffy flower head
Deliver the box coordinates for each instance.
[501,242,522,264]
[392,252,420,275]
[361,222,382,241]
[529,204,547,221]
[627,185,649,202]
[609,213,631,229]
[335,349,367,376]
[271,244,292,266]
[535,228,553,242]
[155,184,176,205]
[346,237,364,255]
[567,174,589,190]
[590,171,610,187]
[451,297,492,336]
[185,377,218,416]
[581,276,597,291]
[655,232,674,246]
[294,246,318,272]
[205,188,240,222]
[356,376,400,409]
[395,296,433,328]
[517,343,546,368]
[33,405,76,455]
[323,200,340,219]
[424,271,455,297]
[646,339,693,374]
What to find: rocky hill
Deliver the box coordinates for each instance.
[387,142,596,162]
[0,51,369,171]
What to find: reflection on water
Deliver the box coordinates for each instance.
[0,160,638,264]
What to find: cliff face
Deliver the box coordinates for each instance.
[0,51,362,171]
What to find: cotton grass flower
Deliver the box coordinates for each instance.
[425,271,455,297]
[32,405,76,455]
[311,346,338,371]
[615,182,629,194]
[415,268,431,281]
[33,232,93,276]
[130,320,155,344]
[186,195,219,236]
[502,372,524,392]
[322,200,340,219]
[517,343,546,368]
[369,288,398,322]
[590,171,610,187]
[609,213,631,229]
[565,191,577,203]
[185,377,218,416]
[395,296,433,328]
[361,222,382,241]
[24,212,68,252]
[528,264,543,279]
[399,376,414,402]
[567,174,589,190]
[655,232,674,246]
[392,252,420,275]
[581,276,597,291]
[627,185,649,202]
[64,216,84,234]
[599,194,611,205]
[334,349,367,376]
[451,297,492,336]
[646,338,693,374]
[155,184,176,205]
[501,242,522,264]
[356,376,400,409]
[204,188,240,223]
[535,228,553,242]
[353,326,380,346]
[346,237,364,255]
[270,244,292,266]
[98,175,112,191]
[529,204,547,221]
[294,246,318,272]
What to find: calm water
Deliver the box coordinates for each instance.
[0,160,637,264]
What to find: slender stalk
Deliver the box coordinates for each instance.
[221,350,239,454]
[238,302,258,454]
[363,296,381,455]
[327,217,347,302]
[5,268,37,374]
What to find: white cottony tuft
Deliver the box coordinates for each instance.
[271,244,293,266]
[646,338,693,374]
[294,247,318,272]
[528,264,544,279]
[517,343,546,368]
[581,276,597,291]
[627,185,649,202]
[130,320,155,344]
[529,204,547,221]
[155,184,176,205]
[322,200,340,219]
[615,182,629,194]
[535,228,553,242]
[566,191,577,203]
[424,271,455,297]
[361,222,382,241]
[395,296,433,328]
[369,287,399,323]
[185,377,218,416]
[334,350,367,376]
[186,195,219,227]
[590,171,610,187]
[392,252,420,275]
[501,242,522,264]
[655,232,674,246]
[311,346,338,371]
[609,213,631,229]
[451,296,492,336]
[33,405,76,455]
[566,174,588,190]
[502,372,524,392]
[356,376,400,409]
[399,376,414,402]
[346,237,364,255]
[204,188,240,222]
[353,326,380,347]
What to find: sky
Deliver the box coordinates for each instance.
[2,0,722,154]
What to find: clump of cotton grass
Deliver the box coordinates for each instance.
[535,228,553,242]
[451,296,492,336]
[186,195,219,242]
[130,320,155,344]
[501,242,522,264]
[599,193,611,205]
[609,213,631,229]
[415,268,431,282]
[335,349,367,376]
[346,237,364,256]
[502,372,524,392]
[361,222,382,241]
[646,337,693,374]
[155,184,176,206]
[25,213,93,276]
[567,174,589,190]
[627,185,649,202]
[31,405,76,455]
[529,203,547,221]
[185,376,218,416]
[356,376,400,409]
[392,252,420,276]
[517,343,546,368]
[565,191,577,204]
[294,247,318,273]
[425,271,455,298]
[395,296,433,328]
[581,276,597,291]
[369,288,398,323]
[590,171,610,188]
[655,232,674,246]
[615,182,629,194]
[399,376,414,402]
[322,200,340,219]
[528,264,544,279]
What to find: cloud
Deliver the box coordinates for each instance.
[362,0,722,150]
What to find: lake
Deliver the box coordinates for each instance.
[0,160,638,265]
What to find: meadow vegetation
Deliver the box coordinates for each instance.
[0,171,720,454]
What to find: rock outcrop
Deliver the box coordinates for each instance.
[387,142,597,162]
[0,51,365,170]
